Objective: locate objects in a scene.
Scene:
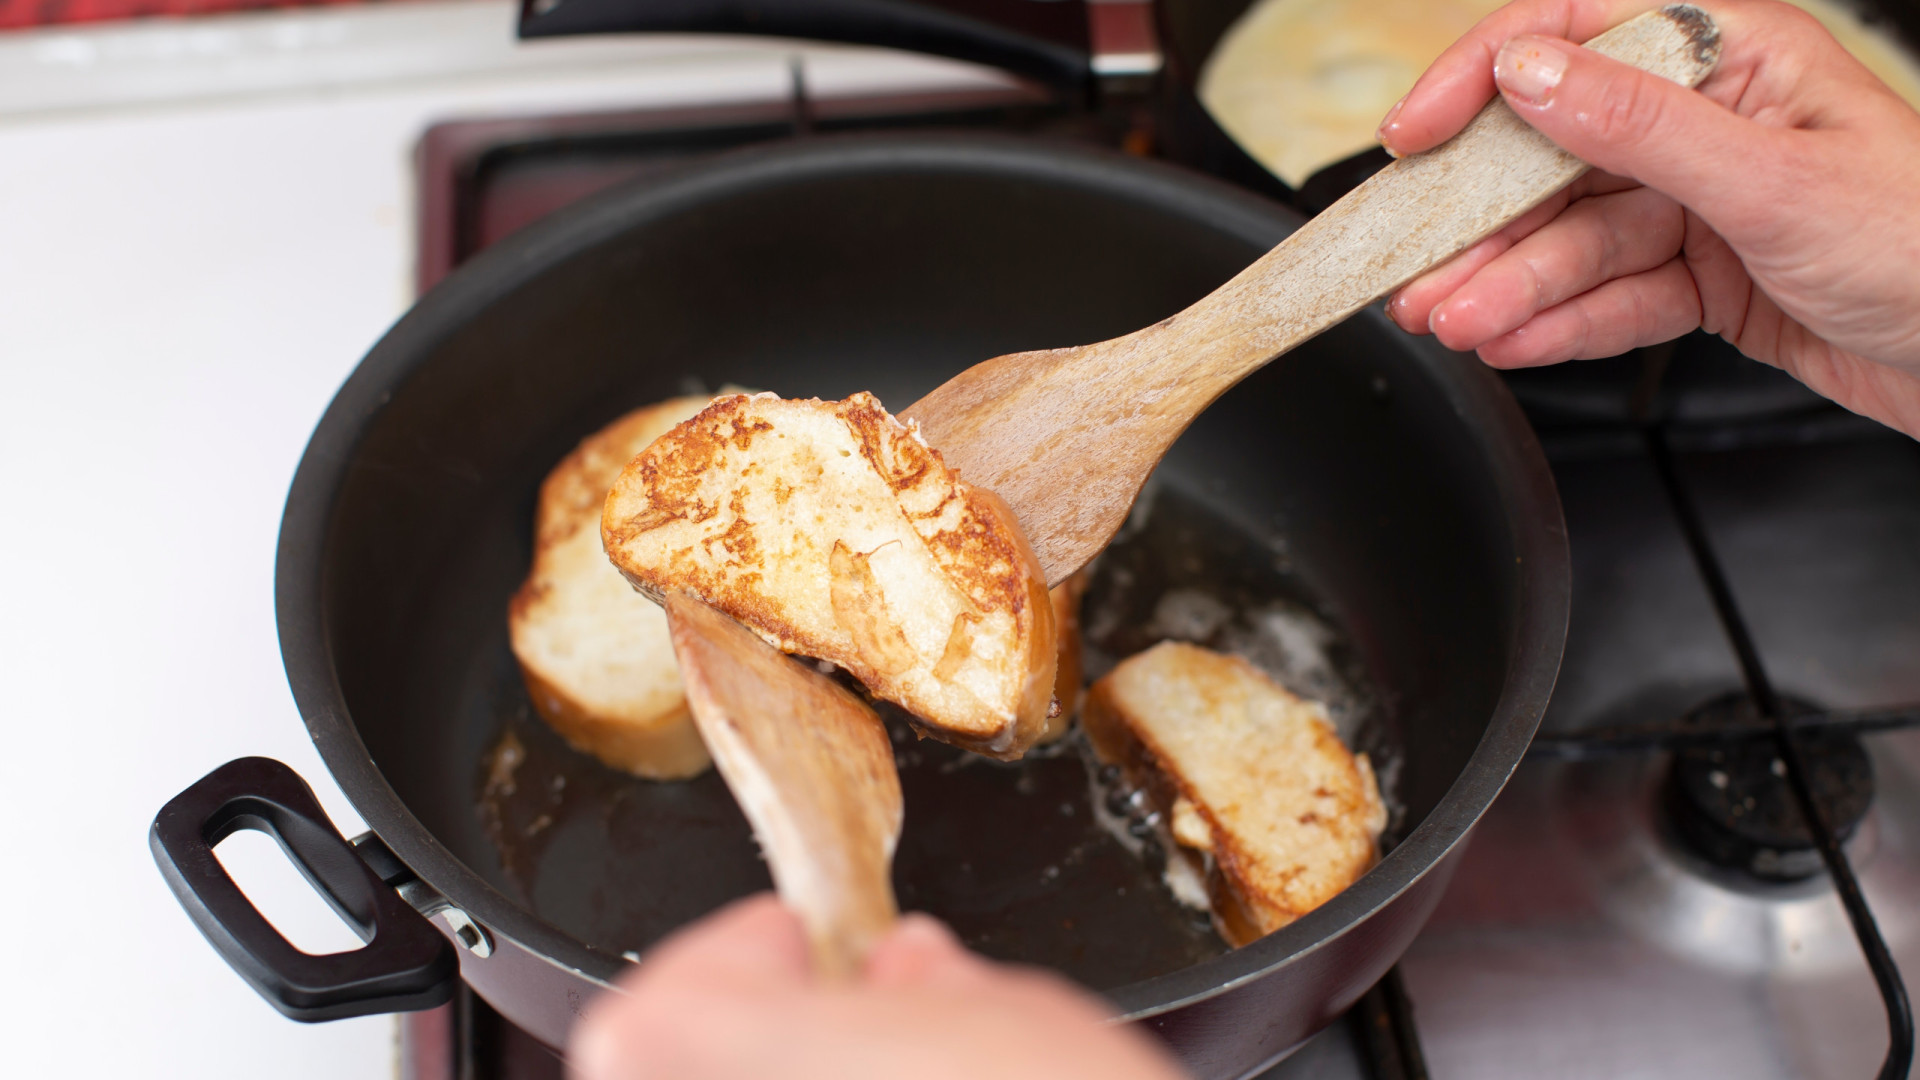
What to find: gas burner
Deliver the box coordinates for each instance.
[1660,695,1875,883]
[1550,745,1915,981]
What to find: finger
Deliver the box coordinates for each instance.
[571,896,812,1080]
[1491,31,1779,229]
[1477,257,1703,367]
[1387,168,1640,333]
[1391,235,1509,335]
[1390,185,1575,333]
[634,893,814,991]
[863,914,995,989]
[1427,183,1685,349]
[1676,209,1764,345]
[1680,1,1904,126]
[1379,0,1663,156]
[864,916,1128,1031]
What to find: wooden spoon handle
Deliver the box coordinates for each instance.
[1143,5,1722,381]
[906,6,1721,585]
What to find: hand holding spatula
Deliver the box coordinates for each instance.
[646,4,1722,974]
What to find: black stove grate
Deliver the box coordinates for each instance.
[1644,420,1914,1080]
[1351,968,1431,1080]
[1520,345,1917,1080]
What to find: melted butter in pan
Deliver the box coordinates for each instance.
[475,484,1389,981]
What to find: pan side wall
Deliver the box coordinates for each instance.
[283,137,1560,1050]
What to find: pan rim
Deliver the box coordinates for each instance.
[276,129,1569,1021]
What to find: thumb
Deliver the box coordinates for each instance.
[633,892,815,990]
[862,913,995,989]
[1494,34,1767,213]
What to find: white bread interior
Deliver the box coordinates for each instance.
[1083,641,1386,945]
[602,392,1056,760]
[508,395,717,780]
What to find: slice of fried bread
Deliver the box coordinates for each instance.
[602,392,1056,760]
[1037,571,1089,745]
[509,395,717,780]
[1083,641,1386,945]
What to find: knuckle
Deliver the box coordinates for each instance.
[1628,287,1657,345]
[1569,305,1595,361]
[1588,216,1628,283]
[1515,255,1548,312]
[1756,0,1825,38]
[1586,69,1667,150]
[1597,188,1683,277]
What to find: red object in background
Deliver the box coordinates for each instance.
[1,0,414,33]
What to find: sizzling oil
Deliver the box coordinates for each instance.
[476,483,1390,986]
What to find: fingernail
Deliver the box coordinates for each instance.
[1375,94,1407,151]
[1495,37,1566,105]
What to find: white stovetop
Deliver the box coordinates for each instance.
[0,4,1012,1075]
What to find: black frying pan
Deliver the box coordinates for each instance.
[151,134,1566,1078]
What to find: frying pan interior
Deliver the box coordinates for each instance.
[313,135,1530,994]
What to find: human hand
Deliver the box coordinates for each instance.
[568,894,1188,1080]
[1377,0,1920,437]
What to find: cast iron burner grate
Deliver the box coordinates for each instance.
[1524,345,1919,1080]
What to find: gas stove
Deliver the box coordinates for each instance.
[1390,344,1920,1080]
[397,77,1920,1080]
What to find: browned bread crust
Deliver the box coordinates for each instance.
[1037,571,1089,745]
[508,395,716,780]
[514,664,708,779]
[602,392,1056,759]
[1083,641,1385,945]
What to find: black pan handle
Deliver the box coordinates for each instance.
[149,757,459,1022]
[518,0,1094,93]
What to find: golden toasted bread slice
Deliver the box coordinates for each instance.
[508,395,717,780]
[1083,641,1386,945]
[602,392,1056,760]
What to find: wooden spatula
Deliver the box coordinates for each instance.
[903,5,1722,586]
[649,8,1717,966]
[662,592,904,976]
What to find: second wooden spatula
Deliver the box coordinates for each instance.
[662,593,902,976]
